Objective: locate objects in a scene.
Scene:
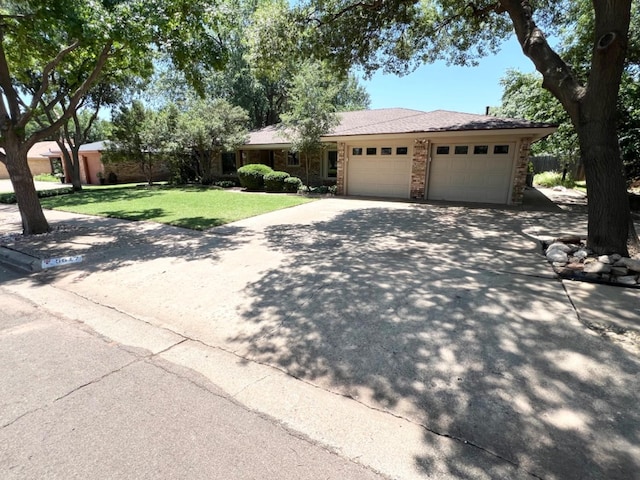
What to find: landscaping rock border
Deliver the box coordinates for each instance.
[543,235,640,288]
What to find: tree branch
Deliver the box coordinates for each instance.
[27,39,80,114]
[24,42,113,150]
[0,29,21,121]
[500,0,585,123]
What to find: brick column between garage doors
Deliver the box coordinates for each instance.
[512,137,532,204]
[411,139,429,199]
[336,142,346,195]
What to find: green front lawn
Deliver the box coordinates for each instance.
[40,185,315,230]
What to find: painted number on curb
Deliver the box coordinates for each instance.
[41,255,83,269]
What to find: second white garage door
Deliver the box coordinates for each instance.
[347,145,412,198]
[428,143,515,204]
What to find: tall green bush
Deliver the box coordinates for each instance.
[237,164,274,190]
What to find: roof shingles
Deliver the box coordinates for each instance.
[246,108,554,146]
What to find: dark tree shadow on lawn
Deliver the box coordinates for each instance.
[229,205,640,479]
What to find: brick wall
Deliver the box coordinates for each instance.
[511,138,532,204]
[104,159,170,184]
[336,142,346,195]
[411,139,428,199]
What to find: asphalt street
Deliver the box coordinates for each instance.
[0,281,385,480]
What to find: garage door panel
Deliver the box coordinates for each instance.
[348,154,411,198]
[428,143,514,204]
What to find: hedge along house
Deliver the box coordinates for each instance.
[240,108,556,204]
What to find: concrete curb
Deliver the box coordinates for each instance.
[0,246,42,272]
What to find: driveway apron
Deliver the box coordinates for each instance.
[3,196,639,480]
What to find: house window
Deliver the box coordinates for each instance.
[455,145,468,155]
[436,146,450,155]
[366,147,377,155]
[381,147,392,155]
[352,147,363,155]
[222,152,236,174]
[287,151,299,166]
[326,150,338,178]
[494,145,509,154]
[474,145,489,154]
[396,147,408,155]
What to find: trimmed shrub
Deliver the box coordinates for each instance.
[0,192,16,204]
[0,187,74,204]
[213,180,237,189]
[264,171,290,192]
[237,164,274,190]
[283,176,302,193]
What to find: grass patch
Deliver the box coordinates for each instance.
[39,185,315,230]
[34,173,61,182]
[534,170,576,188]
[574,180,587,194]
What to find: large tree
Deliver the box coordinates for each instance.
[289,0,638,255]
[143,0,370,130]
[49,81,124,191]
[176,98,249,185]
[105,101,178,186]
[280,61,341,186]
[0,0,226,234]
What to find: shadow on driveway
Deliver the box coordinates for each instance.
[230,205,640,479]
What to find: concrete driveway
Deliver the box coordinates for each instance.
[0,178,70,193]
[2,193,639,479]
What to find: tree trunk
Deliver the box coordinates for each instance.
[578,123,633,255]
[58,141,83,192]
[69,148,83,191]
[502,0,637,255]
[4,141,50,234]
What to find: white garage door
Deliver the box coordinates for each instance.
[347,145,412,198]
[428,143,515,204]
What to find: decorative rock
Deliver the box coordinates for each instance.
[544,238,638,288]
[615,275,638,285]
[546,250,568,263]
[618,257,640,273]
[573,249,589,259]
[547,242,573,253]
[610,266,629,276]
[583,262,612,274]
[564,262,584,271]
[597,255,612,264]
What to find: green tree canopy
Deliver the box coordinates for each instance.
[491,70,578,163]
[105,100,178,186]
[280,61,341,186]
[176,98,249,185]
[0,0,229,234]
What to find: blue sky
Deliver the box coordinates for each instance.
[359,36,538,115]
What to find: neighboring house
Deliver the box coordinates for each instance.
[45,141,170,185]
[239,108,556,205]
[0,141,64,180]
